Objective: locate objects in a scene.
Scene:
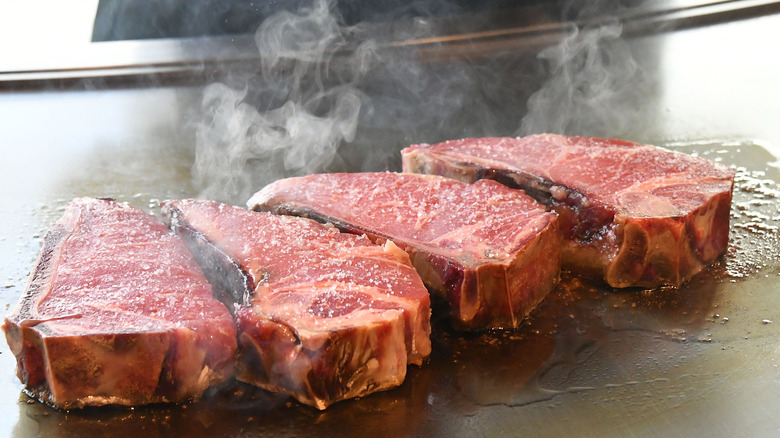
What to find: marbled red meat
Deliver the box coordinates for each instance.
[248,172,560,330]
[2,198,237,409]
[402,134,735,288]
[162,199,431,410]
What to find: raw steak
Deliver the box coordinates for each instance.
[248,172,561,330]
[402,134,735,288]
[2,198,237,409]
[162,199,431,410]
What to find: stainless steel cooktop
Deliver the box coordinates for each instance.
[1,2,779,436]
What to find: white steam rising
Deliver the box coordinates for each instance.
[519,18,652,138]
[193,0,372,203]
[193,0,655,203]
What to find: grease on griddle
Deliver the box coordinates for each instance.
[726,166,780,279]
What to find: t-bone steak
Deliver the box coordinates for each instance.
[2,198,237,409]
[402,134,735,288]
[247,172,561,330]
[162,199,431,410]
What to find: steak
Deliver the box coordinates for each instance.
[248,172,561,330]
[401,134,735,288]
[2,198,237,409]
[162,199,431,410]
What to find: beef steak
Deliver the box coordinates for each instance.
[2,198,237,409]
[162,199,431,410]
[248,172,561,330]
[402,134,735,288]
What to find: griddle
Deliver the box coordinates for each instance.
[1,2,780,437]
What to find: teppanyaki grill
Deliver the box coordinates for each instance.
[1,1,780,436]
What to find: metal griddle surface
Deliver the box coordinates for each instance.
[2,133,778,437]
[2,11,780,438]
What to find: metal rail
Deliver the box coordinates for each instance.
[1,0,779,88]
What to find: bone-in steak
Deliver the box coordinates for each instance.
[162,199,431,410]
[248,172,561,330]
[402,134,735,288]
[2,198,237,409]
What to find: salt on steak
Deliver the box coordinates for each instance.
[401,134,735,288]
[162,199,431,410]
[2,198,237,409]
[247,172,561,330]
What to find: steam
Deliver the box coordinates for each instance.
[193,0,654,203]
[518,18,649,138]
[193,0,371,203]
